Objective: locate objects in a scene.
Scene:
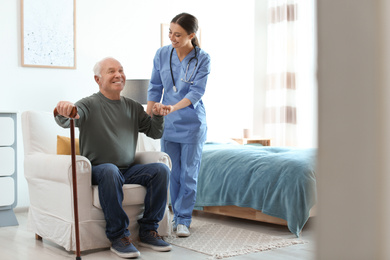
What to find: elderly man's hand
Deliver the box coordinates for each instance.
[152,103,174,116]
[55,101,80,119]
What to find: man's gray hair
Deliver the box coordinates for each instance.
[93,57,115,77]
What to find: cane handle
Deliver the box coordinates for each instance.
[53,106,78,118]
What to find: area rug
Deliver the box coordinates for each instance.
[165,218,307,259]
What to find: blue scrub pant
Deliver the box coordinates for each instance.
[92,162,170,241]
[161,140,204,228]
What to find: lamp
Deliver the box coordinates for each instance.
[121,79,149,104]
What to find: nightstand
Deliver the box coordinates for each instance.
[232,138,271,146]
[0,112,18,227]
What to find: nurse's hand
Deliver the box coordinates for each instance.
[163,105,174,115]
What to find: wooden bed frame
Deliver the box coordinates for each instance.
[195,204,317,226]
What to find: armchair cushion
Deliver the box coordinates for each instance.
[93,185,146,209]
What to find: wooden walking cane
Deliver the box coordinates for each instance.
[54,106,82,260]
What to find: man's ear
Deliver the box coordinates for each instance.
[94,75,100,84]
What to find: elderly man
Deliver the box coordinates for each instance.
[55,57,172,258]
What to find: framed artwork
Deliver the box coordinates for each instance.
[160,23,202,47]
[21,0,76,69]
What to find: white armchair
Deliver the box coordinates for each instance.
[21,110,171,252]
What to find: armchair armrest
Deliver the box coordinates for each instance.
[24,153,93,220]
[24,153,91,184]
[134,151,172,170]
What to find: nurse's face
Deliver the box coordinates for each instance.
[169,23,194,49]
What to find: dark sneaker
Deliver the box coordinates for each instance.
[138,230,172,252]
[110,236,140,258]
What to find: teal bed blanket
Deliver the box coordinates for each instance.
[194,143,317,237]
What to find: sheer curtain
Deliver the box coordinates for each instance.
[265,0,316,147]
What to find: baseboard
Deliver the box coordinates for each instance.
[14,206,29,213]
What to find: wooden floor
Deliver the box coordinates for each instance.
[0,208,315,260]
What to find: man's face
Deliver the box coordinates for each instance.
[96,58,126,95]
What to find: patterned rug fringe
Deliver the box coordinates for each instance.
[207,240,307,259]
[166,218,307,259]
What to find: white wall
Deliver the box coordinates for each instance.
[316,0,390,259]
[253,0,268,138]
[296,0,317,148]
[0,0,258,208]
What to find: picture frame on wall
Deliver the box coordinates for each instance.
[21,0,76,69]
[160,23,201,47]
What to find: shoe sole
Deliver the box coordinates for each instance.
[176,232,191,237]
[138,242,172,252]
[110,247,140,258]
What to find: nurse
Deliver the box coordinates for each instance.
[146,13,211,237]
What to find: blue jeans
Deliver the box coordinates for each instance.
[92,162,170,241]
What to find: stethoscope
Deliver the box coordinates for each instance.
[170,46,198,92]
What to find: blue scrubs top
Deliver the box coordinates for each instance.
[148,45,211,144]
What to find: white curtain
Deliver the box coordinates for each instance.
[265,0,317,147]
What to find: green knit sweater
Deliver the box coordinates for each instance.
[55,92,164,167]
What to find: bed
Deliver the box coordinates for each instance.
[194,141,317,237]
